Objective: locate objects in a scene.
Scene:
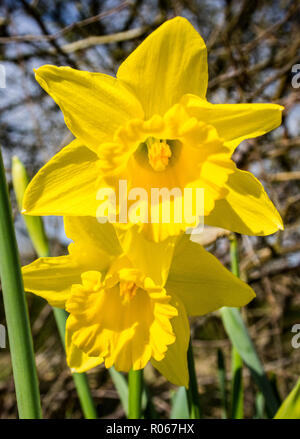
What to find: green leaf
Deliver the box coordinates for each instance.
[221,234,279,418]
[274,378,300,419]
[0,148,42,418]
[186,339,202,418]
[220,306,279,417]
[12,155,97,419]
[254,392,266,419]
[53,307,98,419]
[217,348,228,418]
[171,387,189,419]
[109,367,147,417]
[230,346,243,418]
[109,367,129,415]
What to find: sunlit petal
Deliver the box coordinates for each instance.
[117,17,208,117]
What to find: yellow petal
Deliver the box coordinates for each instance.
[181,95,284,151]
[182,94,283,151]
[22,255,82,307]
[151,294,190,387]
[66,269,177,372]
[166,234,255,316]
[117,17,208,118]
[116,226,176,286]
[35,65,144,152]
[65,216,122,270]
[23,139,100,216]
[66,325,103,373]
[205,168,284,235]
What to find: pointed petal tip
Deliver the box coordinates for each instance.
[277,213,284,231]
[33,66,43,76]
[273,211,284,232]
[34,64,51,74]
[169,15,190,25]
[250,288,256,301]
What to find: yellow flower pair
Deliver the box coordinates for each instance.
[22,17,283,386]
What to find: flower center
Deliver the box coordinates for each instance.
[119,280,137,304]
[147,137,172,172]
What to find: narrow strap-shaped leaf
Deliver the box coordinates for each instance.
[109,366,130,415]
[230,346,243,418]
[274,378,300,419]
[254,392,266,418]
[186,338,202,418]
[12,155,97,419]
[217,348,228,418]
[171,386,189,419]
[221,234,279,417]
[53,307,98,419]
[220,306,279,417]
[0,148,42,418]
[143,383,158,419]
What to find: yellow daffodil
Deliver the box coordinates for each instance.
[22,217,254,386]
[23,17,283,241]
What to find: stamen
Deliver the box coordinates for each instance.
[147,138,172,172]
[119,280,137,304]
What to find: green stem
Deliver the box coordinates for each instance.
[53,307,98,419]
[229,234,244,419]
[12,156,50,258]
[128,369,143,419]
[186,339,202,419]
[229,234,240,278]
[0,148,42,418]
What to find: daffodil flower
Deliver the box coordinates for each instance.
[23,17,283,241]
[22,217,254,386]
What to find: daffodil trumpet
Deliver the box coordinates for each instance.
[96,179,204,230]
